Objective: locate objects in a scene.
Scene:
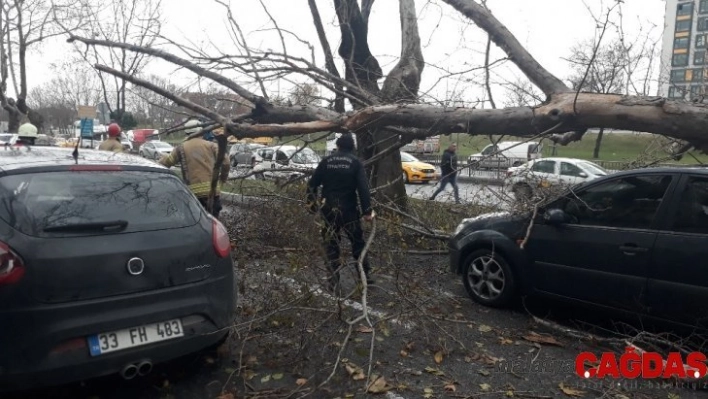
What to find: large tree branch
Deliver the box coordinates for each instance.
[308,0,345,112]
[68,35,266,107]
[93,64,230,124]
[441,0,568,95]
[380,0,424,102]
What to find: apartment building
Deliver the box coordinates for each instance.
[660,0,708,99]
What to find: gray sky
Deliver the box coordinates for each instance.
[25,0,666,107]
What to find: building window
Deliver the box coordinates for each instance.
[678,2,694,15]
[674,53,689,67]
[675,37,690,49]
[671,69,687,83]
[696,51,706,65]
[691,85,705,98]
[669,86,686,99]
[701,0,708,14]
[676,20,692,32]
[698,34,707,48]
[692,68,706,81]
[700,17,708,31]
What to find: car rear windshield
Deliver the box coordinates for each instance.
[0,170,202,237]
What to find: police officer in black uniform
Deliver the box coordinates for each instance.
[306,133,375,292]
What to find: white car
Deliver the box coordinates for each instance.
[504,157,609,200]
[251,145,320,180]
[469,141,543,170]
[0,133,18,145]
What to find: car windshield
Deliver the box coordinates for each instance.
[0,171,201,238]
[288,148,320,164]
[579,161,608,175]
[400,152,419,162]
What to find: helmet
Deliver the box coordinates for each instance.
[107,123,121,137]
[183,119,201,135]
[18,123,38,138]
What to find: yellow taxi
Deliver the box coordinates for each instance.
[401,151,437,184]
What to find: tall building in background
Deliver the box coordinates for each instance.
[660,0,708,99]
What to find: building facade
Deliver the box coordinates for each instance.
[660,0,708,99]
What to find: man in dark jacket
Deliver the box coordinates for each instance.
[429,143,461,204]
[306,133,375,292]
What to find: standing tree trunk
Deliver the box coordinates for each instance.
[593,127,605,159]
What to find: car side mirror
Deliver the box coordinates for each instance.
[578,172,588,178]
[544,208,568,226]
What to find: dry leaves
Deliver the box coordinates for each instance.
[356,325,374,333]
[295,378,307,386]
[499,337,514,345]
[423,387,434,398]
[343,360,366,381]
[478,324,493,333]
[367,375,393,394]
[424,366,446,376]
[559,382,585,397]
[479,383,492,391]
[434,350,444,364]
[444,382,457,392]
[523,331,563,346]
[217,394,234,399]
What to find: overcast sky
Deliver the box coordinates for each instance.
[25,0,666,107]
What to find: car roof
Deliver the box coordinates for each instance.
[531,157,598,163]
[0,146,169,173]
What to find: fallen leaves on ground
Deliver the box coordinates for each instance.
[356,325,373,333]
[444,382,457,392]
[499,337,514,345]
[295,378,307,386]
[424,366,446,376]
[423,387,434,398]
[217,393,235,399]
[523,331,563,346]
[479,383,492,391]
[478,324,493,333]
[367,375,393,394]
[434,350,444,364]
[343,360,366,381]
[559,382,585,397]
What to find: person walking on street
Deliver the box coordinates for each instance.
[98,123,124,153]
[429,143,461,204]
[158,119,230,219]
[306,133,375,292]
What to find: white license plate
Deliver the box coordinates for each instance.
[87,319,184,356]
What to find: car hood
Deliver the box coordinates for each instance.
[403,161,435,170]
[453,210,530,238]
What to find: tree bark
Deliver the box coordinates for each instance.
[593,127,604,159]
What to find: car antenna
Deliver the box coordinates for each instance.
[72,135,81,164]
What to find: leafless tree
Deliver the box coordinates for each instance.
[66,0,708,208]
[71,0,162,121]
[128,74,184,128]
[290,82,321,106]
[0,0,82,132]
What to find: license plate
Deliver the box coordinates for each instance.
[87,319,184,356]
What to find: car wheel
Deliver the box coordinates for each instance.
[154,153,160,160]
[462,249,516,307]
[231,158,238,167]
[512,183,533,201]
[255,172,265,180]
[402,171,409,184]
[139,151,144,157]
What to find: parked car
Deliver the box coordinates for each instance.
[0,146,235,392]
[401,151,437,184]
[449,166,708,331]
[251,145,320,180]
[0,133,17,145]
[229,142,264,167]
[468,141,542,170]
[140,141,174,160]
[504,157,609,200]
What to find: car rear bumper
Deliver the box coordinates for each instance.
[0,272,235,393]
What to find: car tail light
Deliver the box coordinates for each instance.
[212,218,231,258]
[506,170,513,177]
[69,165,123,171]
[0,241,25,285]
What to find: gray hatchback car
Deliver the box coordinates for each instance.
[0,146,236,392]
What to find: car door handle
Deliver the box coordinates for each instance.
[619,244,648,255]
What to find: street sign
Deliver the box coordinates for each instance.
[77,105,96,119]
[80,118,94,139]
